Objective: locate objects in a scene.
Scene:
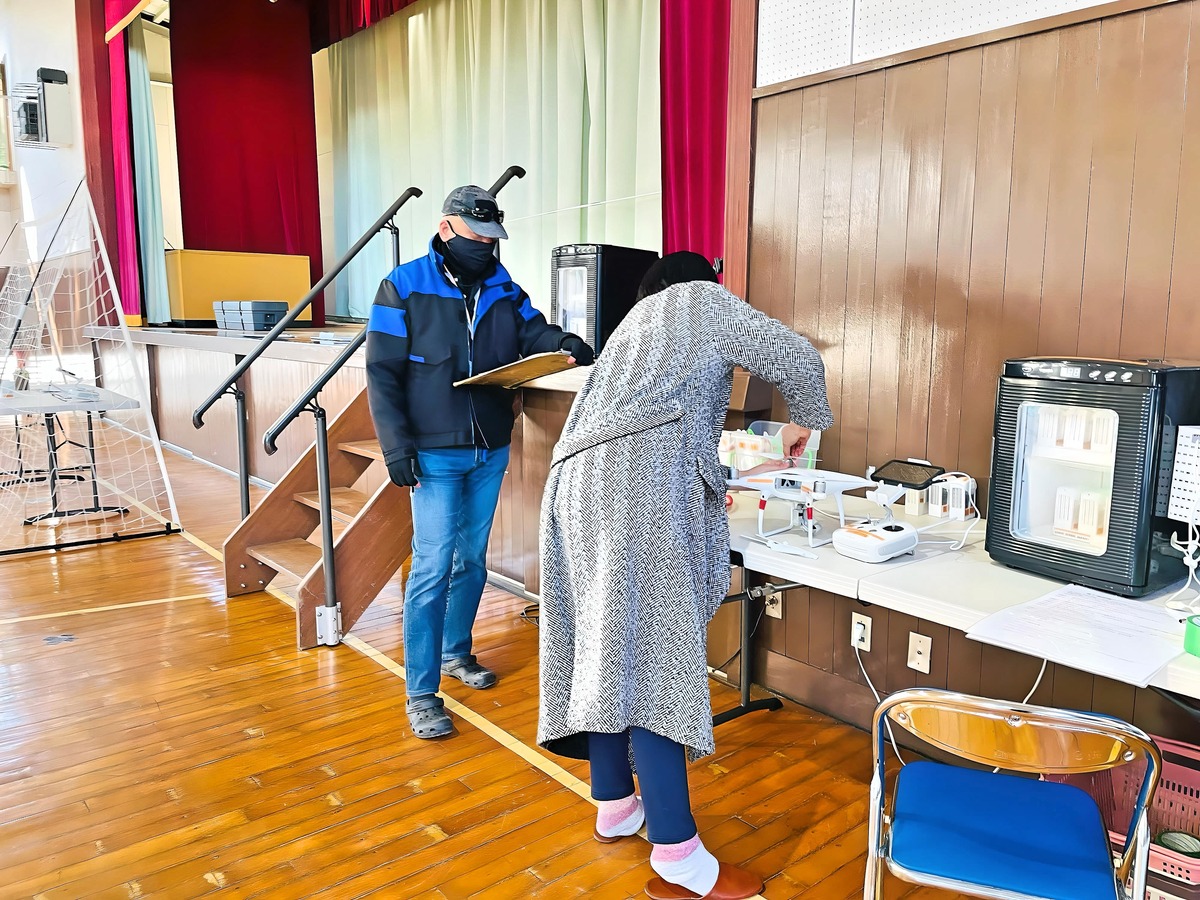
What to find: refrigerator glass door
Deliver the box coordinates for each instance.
[1011,401,1119,556]
[554,266,589,337]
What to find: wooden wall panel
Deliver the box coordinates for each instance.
[749,2,1200,481]
[959,41,1019,493]
[519,390,573,596]
[770,92,803,335]
[1166,3,1200,358]
[862,69,910,468]
[895,60,947,463]
[744,2,1200,742]
[926,50,982,469]
[839,73,886,479]
[794,87,828,344]
[1002,32,1058,363]
[486,411,524,583]
[783,586,812,662]
[1079,13,1144,359]
[816,79,856,470]
[153,345,241,472]
[1121,4,1190,359]
[1037,23,1100,356]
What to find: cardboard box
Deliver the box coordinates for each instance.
[729,367,772,412]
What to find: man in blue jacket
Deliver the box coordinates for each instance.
[366,185,594,739]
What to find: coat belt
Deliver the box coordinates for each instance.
[550,406,685,469]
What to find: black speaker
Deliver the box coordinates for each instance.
[549,244,658,354]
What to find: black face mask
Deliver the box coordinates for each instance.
[442,224,496,281]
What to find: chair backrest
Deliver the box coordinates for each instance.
[874,688,1162,882]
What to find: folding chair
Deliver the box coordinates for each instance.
[865,688,1162,900]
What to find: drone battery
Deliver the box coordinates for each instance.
[905,488,928,516]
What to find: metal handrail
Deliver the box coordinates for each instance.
[263,165,527,648]
[488,165,527,198]
[263,329,365,456]
[190,187,423,517]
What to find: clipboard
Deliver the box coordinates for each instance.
[452,351,577,389]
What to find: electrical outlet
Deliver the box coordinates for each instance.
[907,633,932,674]
[851,612,872,652]
[764,593,782,619]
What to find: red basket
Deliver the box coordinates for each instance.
[1102,736,1200,889]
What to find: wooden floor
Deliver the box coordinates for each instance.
[0,450,969,899]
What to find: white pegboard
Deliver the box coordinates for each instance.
[755,1,1115,87]
[1168,426,1200,524]
[756,0,854,88]
[852,0,1110,63]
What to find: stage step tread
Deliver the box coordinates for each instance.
[339,440,383,461]
[293,488,370,524]
[247,539,322,581]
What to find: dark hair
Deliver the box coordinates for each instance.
[634,251,718,302]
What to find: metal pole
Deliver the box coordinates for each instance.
[740,578,754,709]
[711,574,793,728]
[234,386,250,520]
[313,403,340,646]
[388,222,400,270]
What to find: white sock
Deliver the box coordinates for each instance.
[650,835,720,896]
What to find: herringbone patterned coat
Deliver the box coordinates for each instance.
[537,282,834,760]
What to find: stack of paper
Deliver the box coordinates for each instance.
[966,585,1186,687]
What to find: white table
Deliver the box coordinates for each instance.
[731,493,1200,702]
[0,385,141,524]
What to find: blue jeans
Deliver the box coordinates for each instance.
[404,445,509,699]
[588,728,698,844]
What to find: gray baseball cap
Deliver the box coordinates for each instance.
[441,184,509,240]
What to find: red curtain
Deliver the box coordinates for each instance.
[171,0,325,318]
[306,0,422,52]
[660,0,731,269]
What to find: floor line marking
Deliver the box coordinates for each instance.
[342,634,593,802]
[0,592,214,624]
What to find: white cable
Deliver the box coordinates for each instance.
[1022,659,1048,704]
[991,658,1049,774]
[1165,510,1200,612]
[853,622,904,766]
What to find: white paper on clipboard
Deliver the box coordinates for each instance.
[965,584,1186,687]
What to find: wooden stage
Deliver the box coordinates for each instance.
[0,450,964,898]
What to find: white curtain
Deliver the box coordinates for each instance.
[327,0,661,319]
[127,19,172,324]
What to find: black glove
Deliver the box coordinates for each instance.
[560,335,595,366]
[387,452,422,487]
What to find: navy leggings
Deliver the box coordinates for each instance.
[587,727,697,845]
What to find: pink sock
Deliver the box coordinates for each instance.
[651,833,702,862]
[651,835,719,895]
[596,793,643,837]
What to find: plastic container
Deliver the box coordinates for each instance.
[719,422,822,471]
[1100,736,1200,898]
[748,421,821,467]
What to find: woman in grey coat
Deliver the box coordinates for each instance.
[538,253,834,900]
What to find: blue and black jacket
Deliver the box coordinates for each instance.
[365,239,578,463]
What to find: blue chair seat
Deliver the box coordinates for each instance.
[890,761,1118,900]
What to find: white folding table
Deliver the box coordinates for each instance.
[0,385,141,523]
